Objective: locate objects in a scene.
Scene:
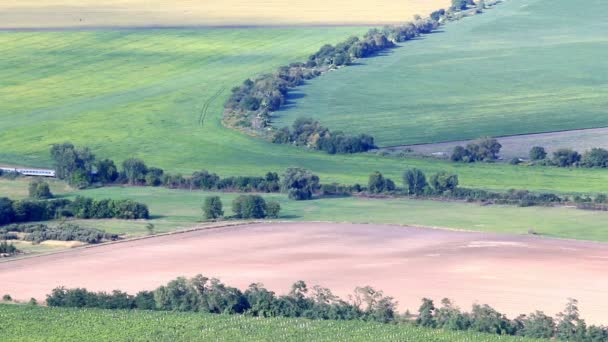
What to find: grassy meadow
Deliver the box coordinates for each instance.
[3,178,608,243]
[277,0,608,146]
[0,304,541,342]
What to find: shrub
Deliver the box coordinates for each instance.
[281,167,319,201]
[552,149,581,167]
[232,195,267,219]
[28,180,53,199]
[2,294,12,301]
[430,172,458,193]
[582,148,608,168]
[529,146,547,161]
[368,171,387,194]
[203,196,224,220]
[265,201,281,219]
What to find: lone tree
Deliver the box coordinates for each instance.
[529,146,547,161]
[403,168,427,195]
[203,196,224,220]
[28,180,53,199]
[281,167,320,201]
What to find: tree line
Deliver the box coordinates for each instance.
[43,275,608,341]
[0,196,149,226]
[527,146,608,168]
[46,143,608,211]
[0,223,118,244]
[272,117,376,154]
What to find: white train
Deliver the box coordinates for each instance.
[0,167,56,177]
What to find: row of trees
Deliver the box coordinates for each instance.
[0,223,118,244]
[368,169,459,196]
[223,10,442,135]
[203,195,281,220]
[529,146,608,168]
[272,117,376,154]
[0,196,149,226]
[44,276,608,340]
[416,297,607,341]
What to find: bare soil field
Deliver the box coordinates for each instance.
[0,0,449,29]
[1,222,607,323]
[384,127,608,161]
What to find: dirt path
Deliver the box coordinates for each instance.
[383,127,608,161]
[1,222,607,323]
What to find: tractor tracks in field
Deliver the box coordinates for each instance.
[198,86,226,128]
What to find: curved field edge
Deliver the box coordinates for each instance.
[275,0,608,147]
[3,178,608,243]
[0,304,542,342]
[1,26,608,194]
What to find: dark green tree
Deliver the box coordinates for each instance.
[430,172,459,193]
[28,180,53,199]
[368,171,386,194]
[552,149,581,167]
[403,168,427,195]
[582,148,608,168]
[521,311,556,339]
[281,167,320,201]
[0,197,15,225]
[232,195,267,219]
[122,158,148,185]
[95,159,119,184]
[203,196,224,220]
[529,146,547,161]
[265,201,281,219]
[417,298,436,327]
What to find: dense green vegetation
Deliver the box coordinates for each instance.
[277,0,608,147]
[0,223,118,244]
[39,276,608,340]
[0,304,541,342]
[0,195,149,225]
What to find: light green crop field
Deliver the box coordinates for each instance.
[3,178,608,243]
[276,0,608,147]
[0,304,541,342]
[1,10,608,195]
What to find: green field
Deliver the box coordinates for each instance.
[2,23,608,194]
[276,0,608,146]
[0,304,541,342]
[3,178,608,243]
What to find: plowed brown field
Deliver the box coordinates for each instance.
[1,222,607,323]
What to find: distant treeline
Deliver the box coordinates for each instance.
[0,223,118,244]
[0,196,149,226]
[44,275,607,341]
